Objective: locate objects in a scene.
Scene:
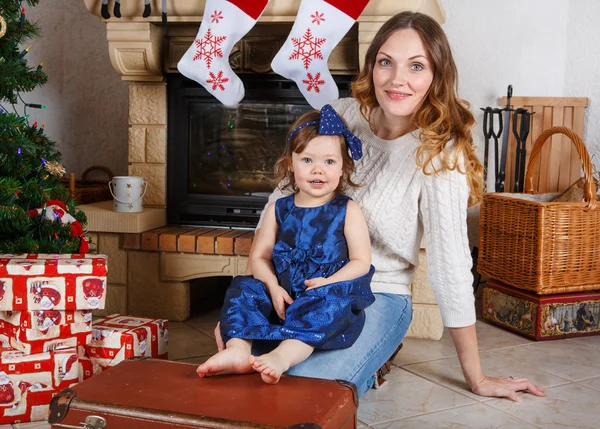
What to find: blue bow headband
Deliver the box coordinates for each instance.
[287,104,363,160]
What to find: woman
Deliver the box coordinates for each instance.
[202,11,545,401]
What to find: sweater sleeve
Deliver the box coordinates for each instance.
[419,165,476,328]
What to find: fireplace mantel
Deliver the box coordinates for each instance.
[84,0,445,82]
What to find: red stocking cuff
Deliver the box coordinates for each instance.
[324,0,371,20]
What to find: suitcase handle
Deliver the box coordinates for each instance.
[53,415,106,429]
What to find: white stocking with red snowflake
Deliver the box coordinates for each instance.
[177,0,270,107]
[271,0,371,109]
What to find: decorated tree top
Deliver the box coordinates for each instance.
[0,0,88,254]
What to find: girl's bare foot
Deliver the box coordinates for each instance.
[249,352,290,384]
[197,347,253,377]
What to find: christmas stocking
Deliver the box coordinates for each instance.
[271,0,371,109]
[177,0,270,106]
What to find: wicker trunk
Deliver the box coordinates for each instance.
[483,279,600,340]
[478,127,600,295]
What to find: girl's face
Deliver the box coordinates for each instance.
[291,135,344,206]
[372,28,434,122]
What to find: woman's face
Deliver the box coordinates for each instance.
[372,28,434,121]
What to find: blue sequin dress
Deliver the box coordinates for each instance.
[220,193,375,350]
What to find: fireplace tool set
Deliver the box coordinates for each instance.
[101,0,168,25]
[481,85,534,193]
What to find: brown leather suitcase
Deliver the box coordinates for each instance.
[49,358,357,428]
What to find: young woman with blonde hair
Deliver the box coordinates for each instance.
[208,11,545,401]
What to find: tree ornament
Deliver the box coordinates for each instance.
[0,14,6,39]
[44,160,66,178]
[29,200,89,253]
[0,5,6,39]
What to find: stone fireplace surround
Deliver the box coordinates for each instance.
[81,0,447,340]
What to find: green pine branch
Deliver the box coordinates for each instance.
[0,0,88,254]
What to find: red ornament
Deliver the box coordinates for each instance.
[28,200,89,253]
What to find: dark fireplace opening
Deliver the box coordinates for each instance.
[167,74,354,227]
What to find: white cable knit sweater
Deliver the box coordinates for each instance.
[259,98,476,328]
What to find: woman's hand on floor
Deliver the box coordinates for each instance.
[471,375,546,401]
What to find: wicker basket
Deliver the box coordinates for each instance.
[478,126,600,295]
[61,166,113,205]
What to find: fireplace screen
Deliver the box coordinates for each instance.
[189,103,310,197]
[168,75,352,227]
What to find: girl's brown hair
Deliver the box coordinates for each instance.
[352,11,483,206]
[274,110,359,193]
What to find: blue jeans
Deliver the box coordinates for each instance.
[252,293,412,398]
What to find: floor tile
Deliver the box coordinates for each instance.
[395,320,530,367]
[185,309,221,338]
[486,383,600,429]
[474,320,533,351]
[403,350,569,402]
[578,376,600,392]
[392,336,457,366]
[358,368,476,425]
[369,403,540,428]
[168,323,218,360]
[566,335,600,349]
[489,340,600,381]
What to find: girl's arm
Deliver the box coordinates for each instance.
[250,203,293,319]
[305,200,371,288]
[250,203,280,289]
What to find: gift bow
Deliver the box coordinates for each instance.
[319,104,363,160]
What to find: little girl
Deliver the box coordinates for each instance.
[196,105,375,384]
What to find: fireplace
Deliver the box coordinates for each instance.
[167,74,354,227]
[82,0,444,217]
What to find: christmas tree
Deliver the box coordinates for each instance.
[0,0,88,254]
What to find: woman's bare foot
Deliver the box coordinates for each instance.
[197,346,253,377]
[249,352,290,384]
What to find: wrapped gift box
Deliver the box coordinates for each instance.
[0,310,92,355]
[0,346,80,424]
[83,314,168,372]
[483,279,600,340]
[0,254,107,311]
[77,346,96,382]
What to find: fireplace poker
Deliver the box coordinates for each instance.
[512,108,534,193]
[496,85,513,192]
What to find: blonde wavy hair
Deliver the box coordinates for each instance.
[352,11,483,206]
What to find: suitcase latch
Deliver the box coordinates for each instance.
[53,415,107,429]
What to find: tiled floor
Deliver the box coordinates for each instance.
[7,299,600,428]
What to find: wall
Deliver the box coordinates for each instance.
[22,0,600,184]
[565,0,600,175]
[444,0,599,188]
[23,0,129,178]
